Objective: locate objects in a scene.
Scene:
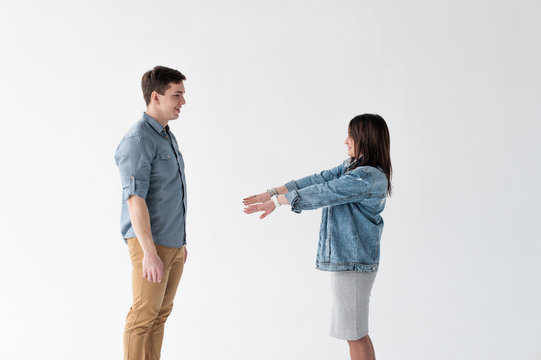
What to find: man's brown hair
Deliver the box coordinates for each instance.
[141,66,186,106]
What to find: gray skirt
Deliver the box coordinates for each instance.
[330,271,377,340]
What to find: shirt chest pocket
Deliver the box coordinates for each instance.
[153,151,178,172]
[159,151,173,160]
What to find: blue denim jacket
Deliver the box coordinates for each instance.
[284,159,387,272]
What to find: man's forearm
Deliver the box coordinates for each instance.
[127,195,157,254]
[276,185,288,195]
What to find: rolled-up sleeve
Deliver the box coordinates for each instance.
[115,135,153,201]
[285,169,373,213]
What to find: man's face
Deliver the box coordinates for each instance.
[155,82,186,121]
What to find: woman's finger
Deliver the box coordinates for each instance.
[243,193,270,206]
[244,204,259,214]
[260,208,274,219]
[243,196,262,205]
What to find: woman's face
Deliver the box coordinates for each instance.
[345,135,355,157]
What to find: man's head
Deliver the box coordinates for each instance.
[142,66,186,123]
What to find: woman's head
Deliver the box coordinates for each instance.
[346,114,392,195]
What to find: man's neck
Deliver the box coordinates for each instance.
[145,109,169,128]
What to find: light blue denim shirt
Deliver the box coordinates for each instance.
[284,159,387,272]
[115,113,187,248]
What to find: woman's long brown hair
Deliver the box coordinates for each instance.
[348,114,392,196]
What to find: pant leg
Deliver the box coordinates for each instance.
[144,245,185,359]
[123,238,174,360]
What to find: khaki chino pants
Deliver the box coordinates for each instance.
[124,238,185,360]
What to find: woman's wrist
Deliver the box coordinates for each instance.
[277,194,289,205]
[267,185,289,196]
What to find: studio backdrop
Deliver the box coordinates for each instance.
[1,1,540,359]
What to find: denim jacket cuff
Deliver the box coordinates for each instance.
[285,180,298,192]
[285,190,302,213]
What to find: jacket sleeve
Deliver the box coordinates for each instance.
[284,168,373,213]
[284,161,347,192]
[114,135,153,201]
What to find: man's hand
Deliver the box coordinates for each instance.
[142,250,164,283]
[243,200,276,219]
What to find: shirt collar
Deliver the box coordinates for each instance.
[143,112,169,134]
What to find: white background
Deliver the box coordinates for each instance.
[1,0,540,359]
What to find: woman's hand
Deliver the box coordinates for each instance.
[243,199,276,219]
[243,192,271,206]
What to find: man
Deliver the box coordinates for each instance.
[115,65,188,360]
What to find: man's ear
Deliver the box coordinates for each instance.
[151,91,160,105]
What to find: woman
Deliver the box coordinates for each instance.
[243,114,392,360]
